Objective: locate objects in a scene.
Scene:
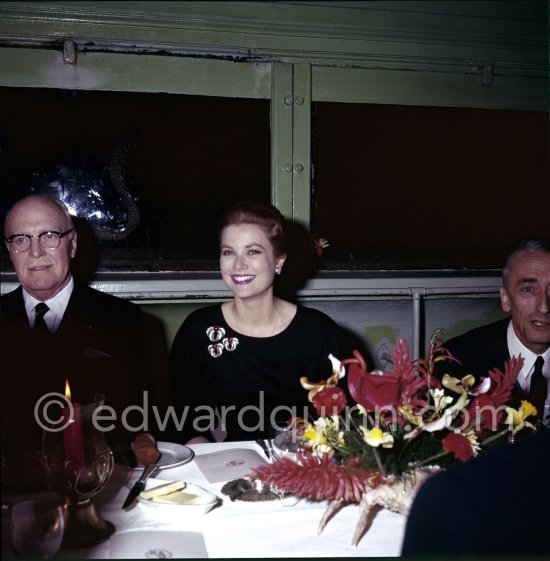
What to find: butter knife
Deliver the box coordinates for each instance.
[122,462,158,509]
[122,432,160,509]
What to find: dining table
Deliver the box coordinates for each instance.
[2,439,407,558]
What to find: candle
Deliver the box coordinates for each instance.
[63,379,85,470]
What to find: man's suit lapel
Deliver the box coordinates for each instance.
[491,318,529,408]
[56,283,92,336]
[1,286,29,330]
[53,284,98,365]
[487,318,511,372]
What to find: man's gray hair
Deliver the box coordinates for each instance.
[502,239,550,286]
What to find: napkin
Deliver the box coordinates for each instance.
[108,529,208,558]
[194,448,267,483]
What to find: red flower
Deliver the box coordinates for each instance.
[390,339,427,404]
[464,394,502,433]
[343,342,427,411]
[347,362,401,410]
[486,356,524,407]
[442,432,474,461]
[250,450,375,502]
[461,356,524,434]
[312,386,348,416]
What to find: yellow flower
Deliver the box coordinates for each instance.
[302,419,339,454]
[505,400,537,435]
[465,429,481,457]
[358,426,394,448]
[400,404,423,427]
[441,373,476,394]
[303,423,325,444]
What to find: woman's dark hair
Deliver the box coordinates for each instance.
[218,201,286,257]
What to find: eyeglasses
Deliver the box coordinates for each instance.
[5,229,75,253]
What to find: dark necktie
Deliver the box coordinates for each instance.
[528,356,546,422]
[33,302,50,334]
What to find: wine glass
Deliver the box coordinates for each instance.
[10,498,65,559]
[268,421,304,462]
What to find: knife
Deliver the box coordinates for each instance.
[122,462,159,509]
[122,432,160,509]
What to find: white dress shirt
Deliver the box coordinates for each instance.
[23,277,74,334]
[507,320,550,421]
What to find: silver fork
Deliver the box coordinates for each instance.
[265,438,278,461]
[255,438,276,462]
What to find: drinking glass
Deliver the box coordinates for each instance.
[10,498,65,559]
[268,422,304,462]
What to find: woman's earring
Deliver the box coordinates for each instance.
[275,263,282,275]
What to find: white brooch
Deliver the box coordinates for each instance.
[206,326,225,342]
[208,343,224,358]
[207,326,239,358]
[224,337,238,351]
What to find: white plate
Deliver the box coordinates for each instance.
[138,478,219,515]
[131,442,194,471]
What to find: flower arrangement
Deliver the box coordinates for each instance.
[251,330,538,545]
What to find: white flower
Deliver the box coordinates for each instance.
[424,392,470,433]
[430,388,453,412]
[468,376,492,396]
[328,354,346,380]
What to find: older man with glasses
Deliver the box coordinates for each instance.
[1,195,171,453]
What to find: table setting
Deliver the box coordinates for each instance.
[2,437,407,558]
[6,330,532,558]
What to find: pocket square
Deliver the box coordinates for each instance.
[82,347,114,359]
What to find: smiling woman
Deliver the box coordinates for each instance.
[219,202,288,337]
[169,201,347,444]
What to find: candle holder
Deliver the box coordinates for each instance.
[42,393,115,549]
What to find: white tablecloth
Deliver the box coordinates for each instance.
[3,440,407,558]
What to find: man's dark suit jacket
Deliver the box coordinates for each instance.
[1,283,172,452]
[437,317,533,410]
[401,429,550,556]
[438,317,511,380]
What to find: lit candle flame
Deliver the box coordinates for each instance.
[65,379,72,401]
